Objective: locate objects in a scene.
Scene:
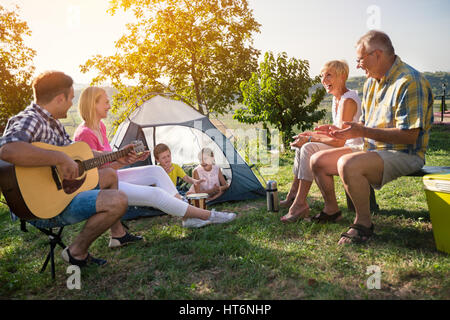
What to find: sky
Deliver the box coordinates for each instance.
[3,0,450,85]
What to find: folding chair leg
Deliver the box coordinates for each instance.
[37,227,66,279]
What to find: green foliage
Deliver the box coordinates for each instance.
[81,0,261,127]
[423,72,450,99]
[0,4,35,132]
[234,52,326,148]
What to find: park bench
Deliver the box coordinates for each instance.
[346,166,450,212]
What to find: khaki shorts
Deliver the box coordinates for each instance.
[371,150,425,190]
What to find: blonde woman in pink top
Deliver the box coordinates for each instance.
[74,87,236,228]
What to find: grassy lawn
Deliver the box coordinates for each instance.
[0,125,449,300]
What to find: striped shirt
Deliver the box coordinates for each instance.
[0,103,72,148]
[360,56,434,160]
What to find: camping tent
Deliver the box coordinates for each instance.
[111,94,265,219]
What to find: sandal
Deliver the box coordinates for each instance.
[340,223,374,244]
[311,210,342,224]
[280,206,310,223]
[280,214,301,223]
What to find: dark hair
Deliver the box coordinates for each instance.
[32,71,73,104]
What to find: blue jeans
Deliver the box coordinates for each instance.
[28,189,101,229]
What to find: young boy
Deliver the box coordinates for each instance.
[153,143,204,187]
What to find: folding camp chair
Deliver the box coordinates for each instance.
[19,220,66,280]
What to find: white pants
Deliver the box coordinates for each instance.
[117,165,188,217]
[293,142,335,181]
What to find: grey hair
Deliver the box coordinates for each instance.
[356,30,395,56]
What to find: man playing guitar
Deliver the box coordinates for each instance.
[0,71,143,267]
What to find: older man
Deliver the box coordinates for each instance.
[310,30,434,244]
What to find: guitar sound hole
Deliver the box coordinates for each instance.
[62,176,86,194]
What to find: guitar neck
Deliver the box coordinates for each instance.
[82,147,132,171]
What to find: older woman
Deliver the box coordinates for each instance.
[280,60,363,223]
[74,87,236,230]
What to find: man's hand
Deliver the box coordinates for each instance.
[330,122,365,140]
[314,124,340,136]
[56,152,79,180]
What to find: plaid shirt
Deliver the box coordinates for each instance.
[0,103,72,148]
[360,56,434,160]
[0,104,73,222]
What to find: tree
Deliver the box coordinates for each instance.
[81,0,261,125]
[0,4,36,133]
[234,51,326,149]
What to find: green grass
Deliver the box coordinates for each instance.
[1,125,449,300]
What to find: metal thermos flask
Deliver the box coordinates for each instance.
[266,180,279,212]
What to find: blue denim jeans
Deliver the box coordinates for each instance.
[28,189,100,229]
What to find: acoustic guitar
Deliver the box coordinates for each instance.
[0,140,146,220]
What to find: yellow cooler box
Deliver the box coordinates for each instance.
[423,172,450,254]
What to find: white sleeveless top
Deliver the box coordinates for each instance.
[332,90,363,148]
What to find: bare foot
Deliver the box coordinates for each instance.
[338,228,358,245]
[280,198,295,208]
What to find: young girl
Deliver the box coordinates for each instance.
[187,148,229,201]
[74,86,236,229]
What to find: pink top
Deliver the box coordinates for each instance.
[73,121,112,152]
[188,164,221,194]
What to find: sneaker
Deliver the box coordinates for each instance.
[182,218,211,228]
[208,209,236,224]
[61,247,107,267]
[109,232,143,248]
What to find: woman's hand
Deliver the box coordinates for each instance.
[116,144,150,166]
[290,135,309,148]
[314,124,340,136]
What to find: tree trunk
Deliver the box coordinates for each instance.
[190,53,205,115]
